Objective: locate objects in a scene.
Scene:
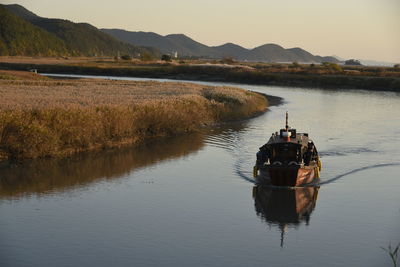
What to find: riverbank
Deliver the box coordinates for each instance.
[0,59,399,91]
[0,71,272,160]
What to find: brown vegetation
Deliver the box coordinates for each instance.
[0,69,48,80]
[0,74,267,160]
[1,57,399,91]
[2,56,400,78]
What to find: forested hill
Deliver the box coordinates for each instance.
[1,4,158,57]
[0,5,68,56]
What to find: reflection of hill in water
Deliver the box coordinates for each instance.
[252,186,319,246]
[0,133,206,198]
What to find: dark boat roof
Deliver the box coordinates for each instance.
[264,112,313,148]
[266,132,310,147]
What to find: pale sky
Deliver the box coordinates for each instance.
[3,0,400,62]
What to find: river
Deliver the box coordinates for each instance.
[1,75,399,267]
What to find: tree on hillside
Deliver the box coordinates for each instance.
[161,54,171,62]
[121,54,132,60]
[290,61,300,68]
[140,52,154,61]
[322,62,343,72]
[220,56,235,64]
[345,59,362,66]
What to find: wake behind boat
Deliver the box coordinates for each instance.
[253,112,321,187]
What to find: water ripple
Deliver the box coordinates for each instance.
[319,147,379,157]
[319,162,400,185]
[234,157,400,187]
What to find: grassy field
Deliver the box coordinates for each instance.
[1,56,399,91]
[1,56,399,77]
[0,70,268,160]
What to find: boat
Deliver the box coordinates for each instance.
[253,112,321,187]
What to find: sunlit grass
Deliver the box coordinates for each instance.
[0,77,267,160]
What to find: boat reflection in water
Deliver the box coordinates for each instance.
[252,185,319,247]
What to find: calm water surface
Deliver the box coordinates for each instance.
[1,76,400,266]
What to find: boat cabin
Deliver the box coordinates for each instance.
[256,113,318,167]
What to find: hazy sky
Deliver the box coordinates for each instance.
[3,0,399,62]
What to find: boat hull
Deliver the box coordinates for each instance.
[257,164,319,187]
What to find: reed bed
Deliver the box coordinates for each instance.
[0,77,267,160]
[2,61,399,91]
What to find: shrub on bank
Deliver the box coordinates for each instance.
[120,55,132,60]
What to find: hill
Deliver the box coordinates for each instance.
[3,4,158,57]
[101,30,178,54]
[164,34,217,57]
[101,29,216,58]
[212,43,253,59]
[2,4,337,62]
[251,44,290,62]
[0,5,67,56]
[102,28,339,63]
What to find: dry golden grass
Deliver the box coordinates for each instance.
[2,56,399,78]
[0,56,171,68]
[0,75,267,160]
[0,70,49,81]
[0,56,95,65]
[0,79,252,108]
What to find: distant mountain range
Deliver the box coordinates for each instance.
[102,29,339,63]
[1,4,338,63]
[1,4,157,57]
